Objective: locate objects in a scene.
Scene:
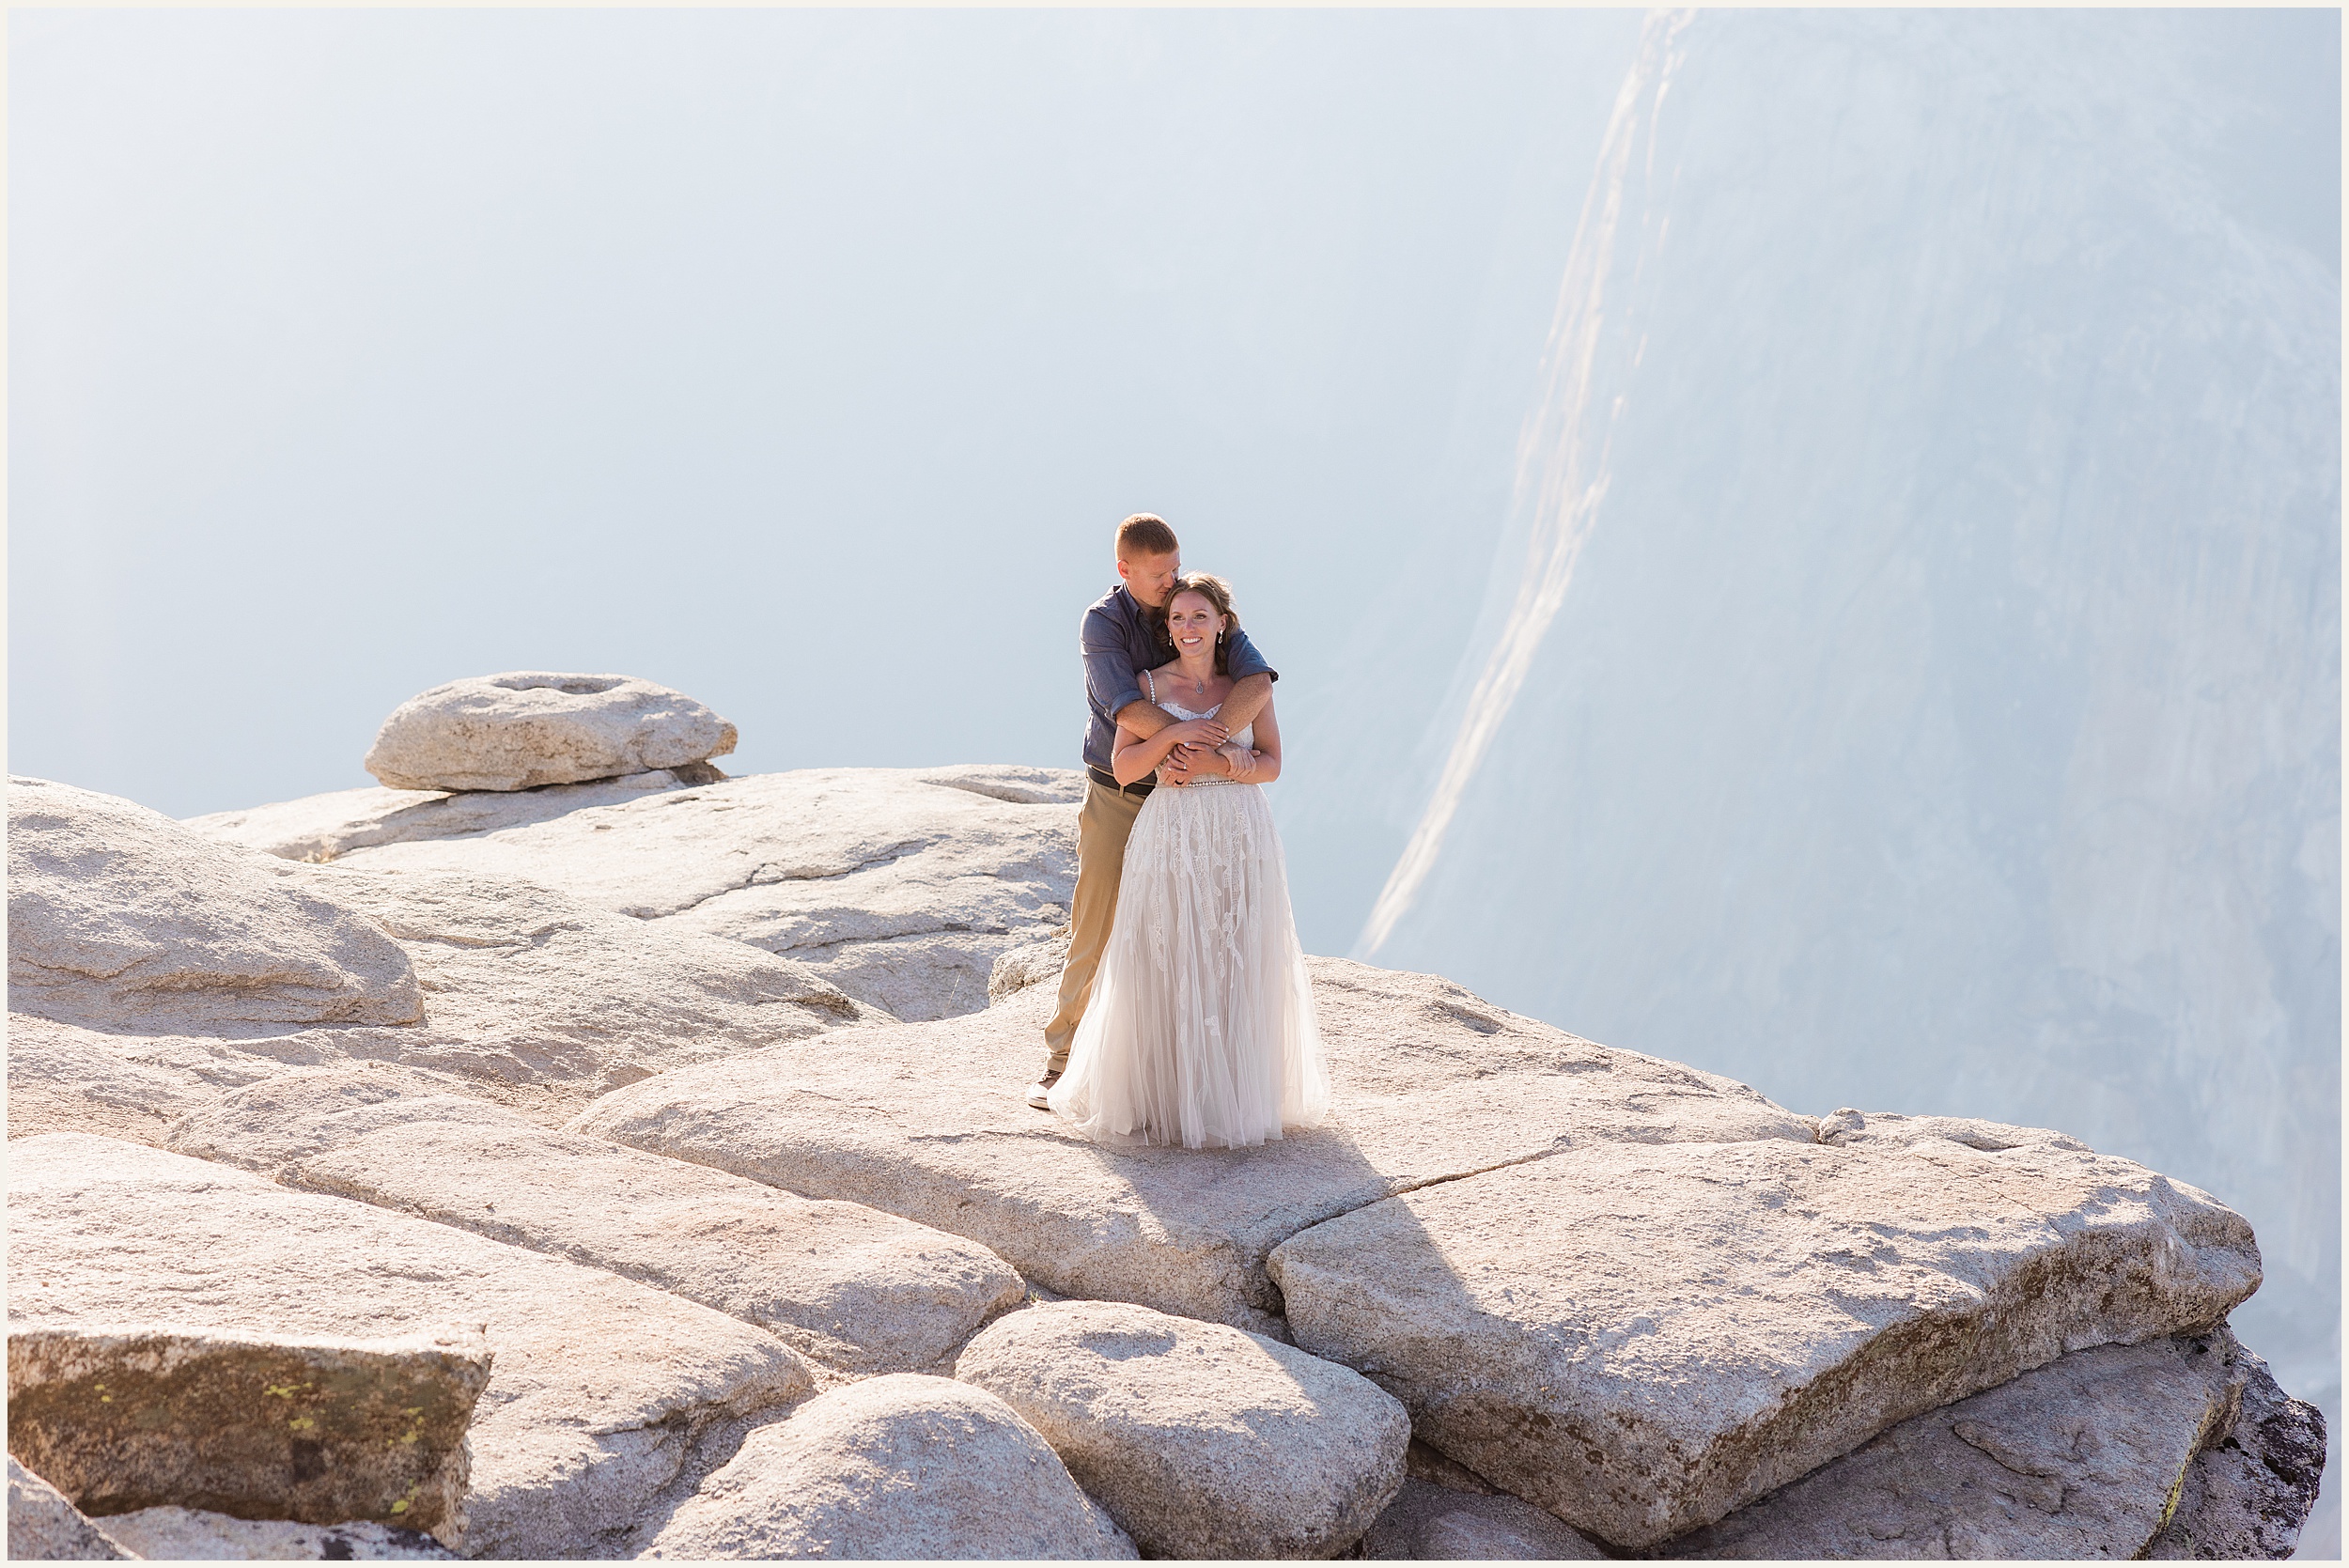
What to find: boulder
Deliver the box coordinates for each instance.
[953,1299,1408,1558]
[335,767,1081,1021]
[568,962,1811,1335]
[183,770,709,863]
[1265,1119,2262,1549]
[8,1135,812,1559]
[1658,1328,2248,1558]
[2145,1339,2329,1560]
[7,1324,490,1545]
[101,1508,457,1560]
[172,1066,1026,1376]
[8,1457,129,1560]
[642,1375,1135,1560]
[363,673,736,793]
[1360,1480,1605,1560]
[8,778,420,1032]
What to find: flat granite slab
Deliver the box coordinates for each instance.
[568,959,1812,1336]
[1266,1120,2262,1549]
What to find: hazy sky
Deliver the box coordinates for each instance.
[11,6,1640,820]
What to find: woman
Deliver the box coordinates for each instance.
[1048,574,1330,1149]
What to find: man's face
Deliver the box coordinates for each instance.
[1116,550,1182,609]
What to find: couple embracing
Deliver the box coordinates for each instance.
[1025,513,1331,1150]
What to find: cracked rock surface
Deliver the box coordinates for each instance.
[8,1134,813,1559]
[172,1065,1026,1377]
[568,960,1811,1336]
[1658,1328,2251,1558]
[1266,1118,2261,1549]
[2145,1336,2330,1560]
[330,766,1081,1020]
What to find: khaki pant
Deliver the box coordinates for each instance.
[1043,779,1149,1074]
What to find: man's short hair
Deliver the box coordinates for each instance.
[1114,513,1180,560]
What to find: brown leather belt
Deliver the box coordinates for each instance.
[1086,765,1154,799]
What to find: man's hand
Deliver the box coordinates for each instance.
[1219,744,1257,781]
[1165,717,1229,748]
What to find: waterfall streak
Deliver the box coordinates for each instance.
[1355,9,1689,960]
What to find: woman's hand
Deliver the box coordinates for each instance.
[1219,744,1258,781]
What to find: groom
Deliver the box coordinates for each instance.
[1026,513,1277,1109]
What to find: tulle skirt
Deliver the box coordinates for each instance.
[1049,781,1330,1150]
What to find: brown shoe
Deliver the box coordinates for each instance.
[1025,1070,1063,1110]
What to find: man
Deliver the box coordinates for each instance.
[1027,513,1277,1109]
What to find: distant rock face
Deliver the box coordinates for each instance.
[7,1457,129,1561]
[569,961,1811,1336]
[1266,1118,2262,1549]
[7,1324,490,1545]
[8,1134,812,1560]
[335,767,1082,1021]
[8,778,421,1032]
[1659,1328,2248,1558]
[1361,1479,1606,1560]
[954,1299,1409,1559]
[642,1375,1137,1560]
[365,672,738,793]
[173,1066,1027,1377]
[100,1507,458,1560]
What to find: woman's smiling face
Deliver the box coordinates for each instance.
[1166,590,1226,660]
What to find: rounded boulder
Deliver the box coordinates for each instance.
[953,1299,1409,1559]
[364,673,737,793]
[644,1374,1135,1560]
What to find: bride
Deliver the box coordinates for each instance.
[1048,574,1330,1149]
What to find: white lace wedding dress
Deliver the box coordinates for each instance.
[1048,696,1331,1150]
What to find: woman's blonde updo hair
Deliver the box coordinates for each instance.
[1163,573,1240,676]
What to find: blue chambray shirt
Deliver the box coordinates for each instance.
[1080,585,1276,776]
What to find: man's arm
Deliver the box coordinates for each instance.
[1212,672,1274,734]
[1215,629,1278,731]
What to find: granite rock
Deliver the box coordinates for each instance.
[1266,1121,2262,1548]
[7,1457,129,1560]
[8,1134,812,1560]
[364,673,736,793]
[988,932,1071,1002]
[8,778,420,1032]
[954,1299,1408,1558]
[1361,1479,1606,1560]
[183,769,709,863]
[171,1066,1025,1376]
[7,1324,490,1545]
[100,1507,458,1560]
[568,962,1810,1335]
[642,1374,1135,1560]
[1659,1328,2250,1558]
[284,864,867,1112]
[335,767,1081,1021]
[2145,1338,2330,1560]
